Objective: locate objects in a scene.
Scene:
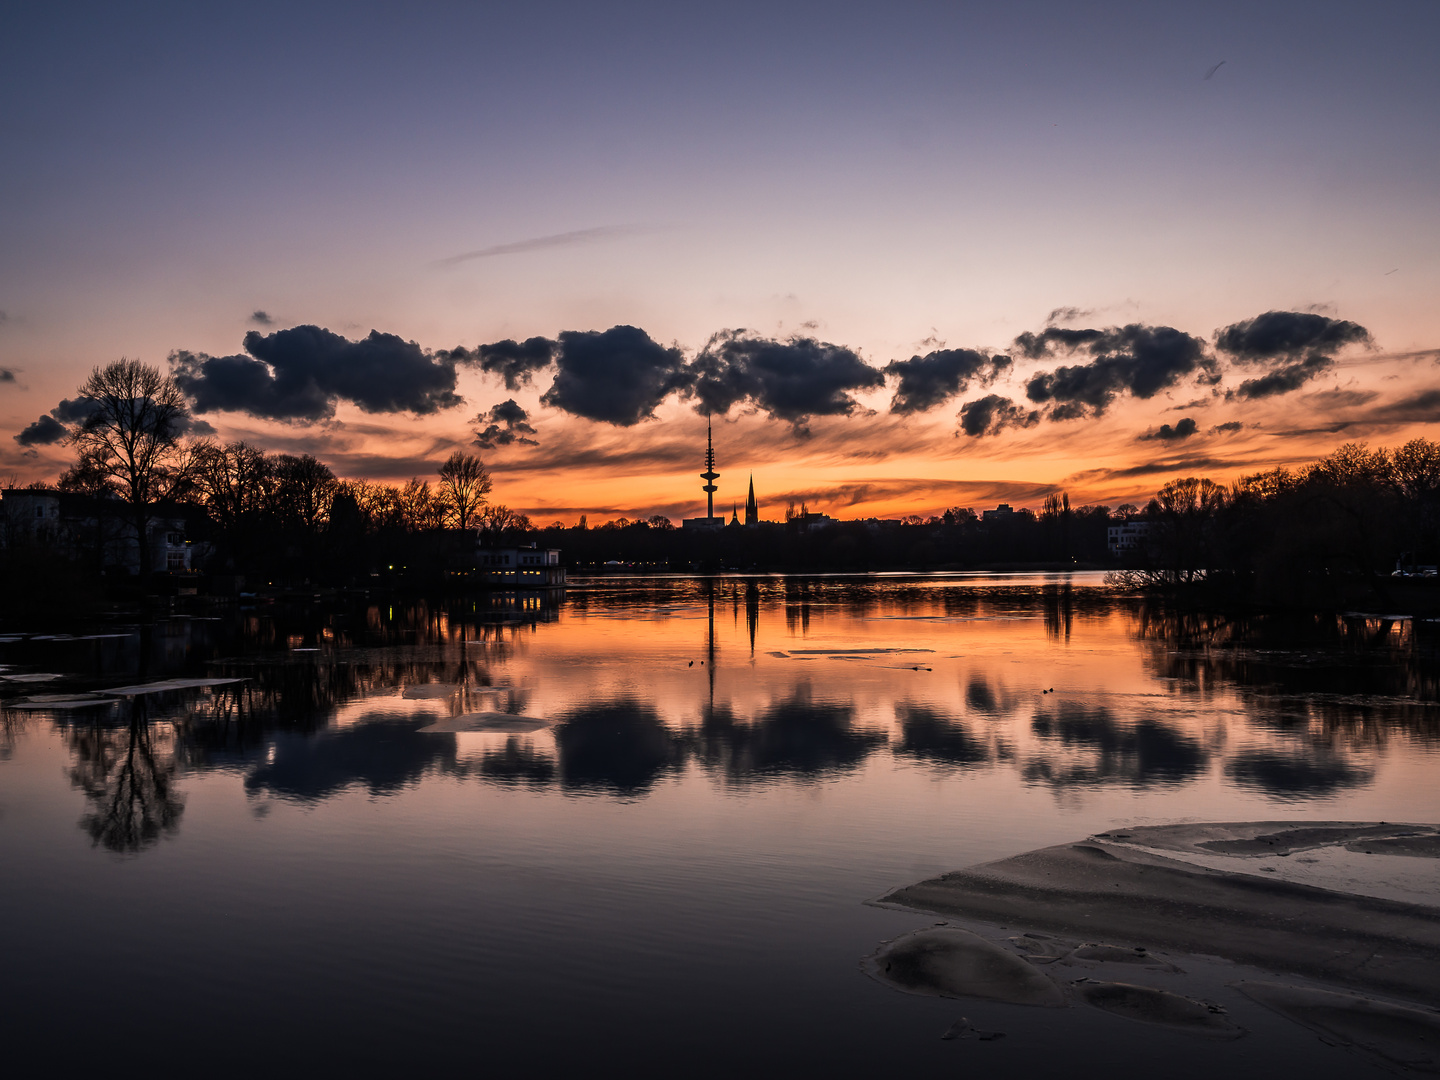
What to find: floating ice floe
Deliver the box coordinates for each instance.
[402,683,460,700]
[1,673,66,683]
[7,695,118,710]
[98,677,248,696]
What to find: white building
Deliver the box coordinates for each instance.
[1107,520,1153,557]
[474,544,566,587]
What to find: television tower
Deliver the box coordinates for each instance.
[701,415,719,520]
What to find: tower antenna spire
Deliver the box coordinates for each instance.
[701,412,719,521]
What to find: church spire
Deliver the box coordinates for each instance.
[745,474,758,525]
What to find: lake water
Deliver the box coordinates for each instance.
[2,574,1438,1077]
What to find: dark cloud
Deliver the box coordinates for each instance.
[51,397,101,424]
[1268,422,1361,437]
[13,396,104,447]
[473,398,539,450]
[473,336,556,390]
[1018,324,1215,417]
[180,416,217,437]
[245,716,457,801]
[250,310,273,325]
[893,705,991,768]
[1212,421,1244,433]
[1226,751,1371,797]
[438,224,656,266]
[553,698,687,794]
[15,414,67,446]
[1385,348,1440,364]
[957,394,1040,437]
[1065,455,1240,482]
[541,325,690,426]
[1139,417,1198,442]
[0,368,14,382]
[883,349,1010,413]
[1216,311,1372,400]
[1229,365,1322,400]
[171,325,463,421]
[1027,705,1206,787]
[1371,388,1440,424]
[1045,305,1095,325]
[689,330,884,430]
[1306,388,1378,409]
[694,692,884,781]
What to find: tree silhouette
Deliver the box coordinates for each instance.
[436,451,492,530]
[65,359,190,575]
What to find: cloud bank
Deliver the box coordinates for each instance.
[542,326,690,426]
[149,308,1386,452]
[1017,323,1215,420]
[1216,310,1372,399]
[471,336,556,390]
[171,326,464,421]
[958,394,1040,437]
[474,399,539,449]
[13,396,103,447]
[690,330,884,430]
[1139,417,1199,442]
[883,349,1010,413]
[438,224,655,266]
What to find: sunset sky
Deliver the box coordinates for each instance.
[2,0,1437,523]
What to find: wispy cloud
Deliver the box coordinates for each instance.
[436,225,659,267]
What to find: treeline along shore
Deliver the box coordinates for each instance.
[3,360,1440,615]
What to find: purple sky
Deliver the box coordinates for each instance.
[3,1,1437,519]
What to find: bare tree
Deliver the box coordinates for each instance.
[1149,477,1228,585]
[475,503,531,545]
[192,441,272,533]
[397,478,446,531]
[436,451,492,529]
[66,358,190,575]
[270,454,338,535]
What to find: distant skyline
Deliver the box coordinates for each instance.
[3,1,1437,521]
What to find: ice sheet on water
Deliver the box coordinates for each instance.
[98,677,247,696]
[8,697,118,710]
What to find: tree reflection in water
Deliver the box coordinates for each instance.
[66,704,184,854]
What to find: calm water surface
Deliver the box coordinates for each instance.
[3,574,1438,1077]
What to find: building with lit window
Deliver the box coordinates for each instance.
[475,544,566,587]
